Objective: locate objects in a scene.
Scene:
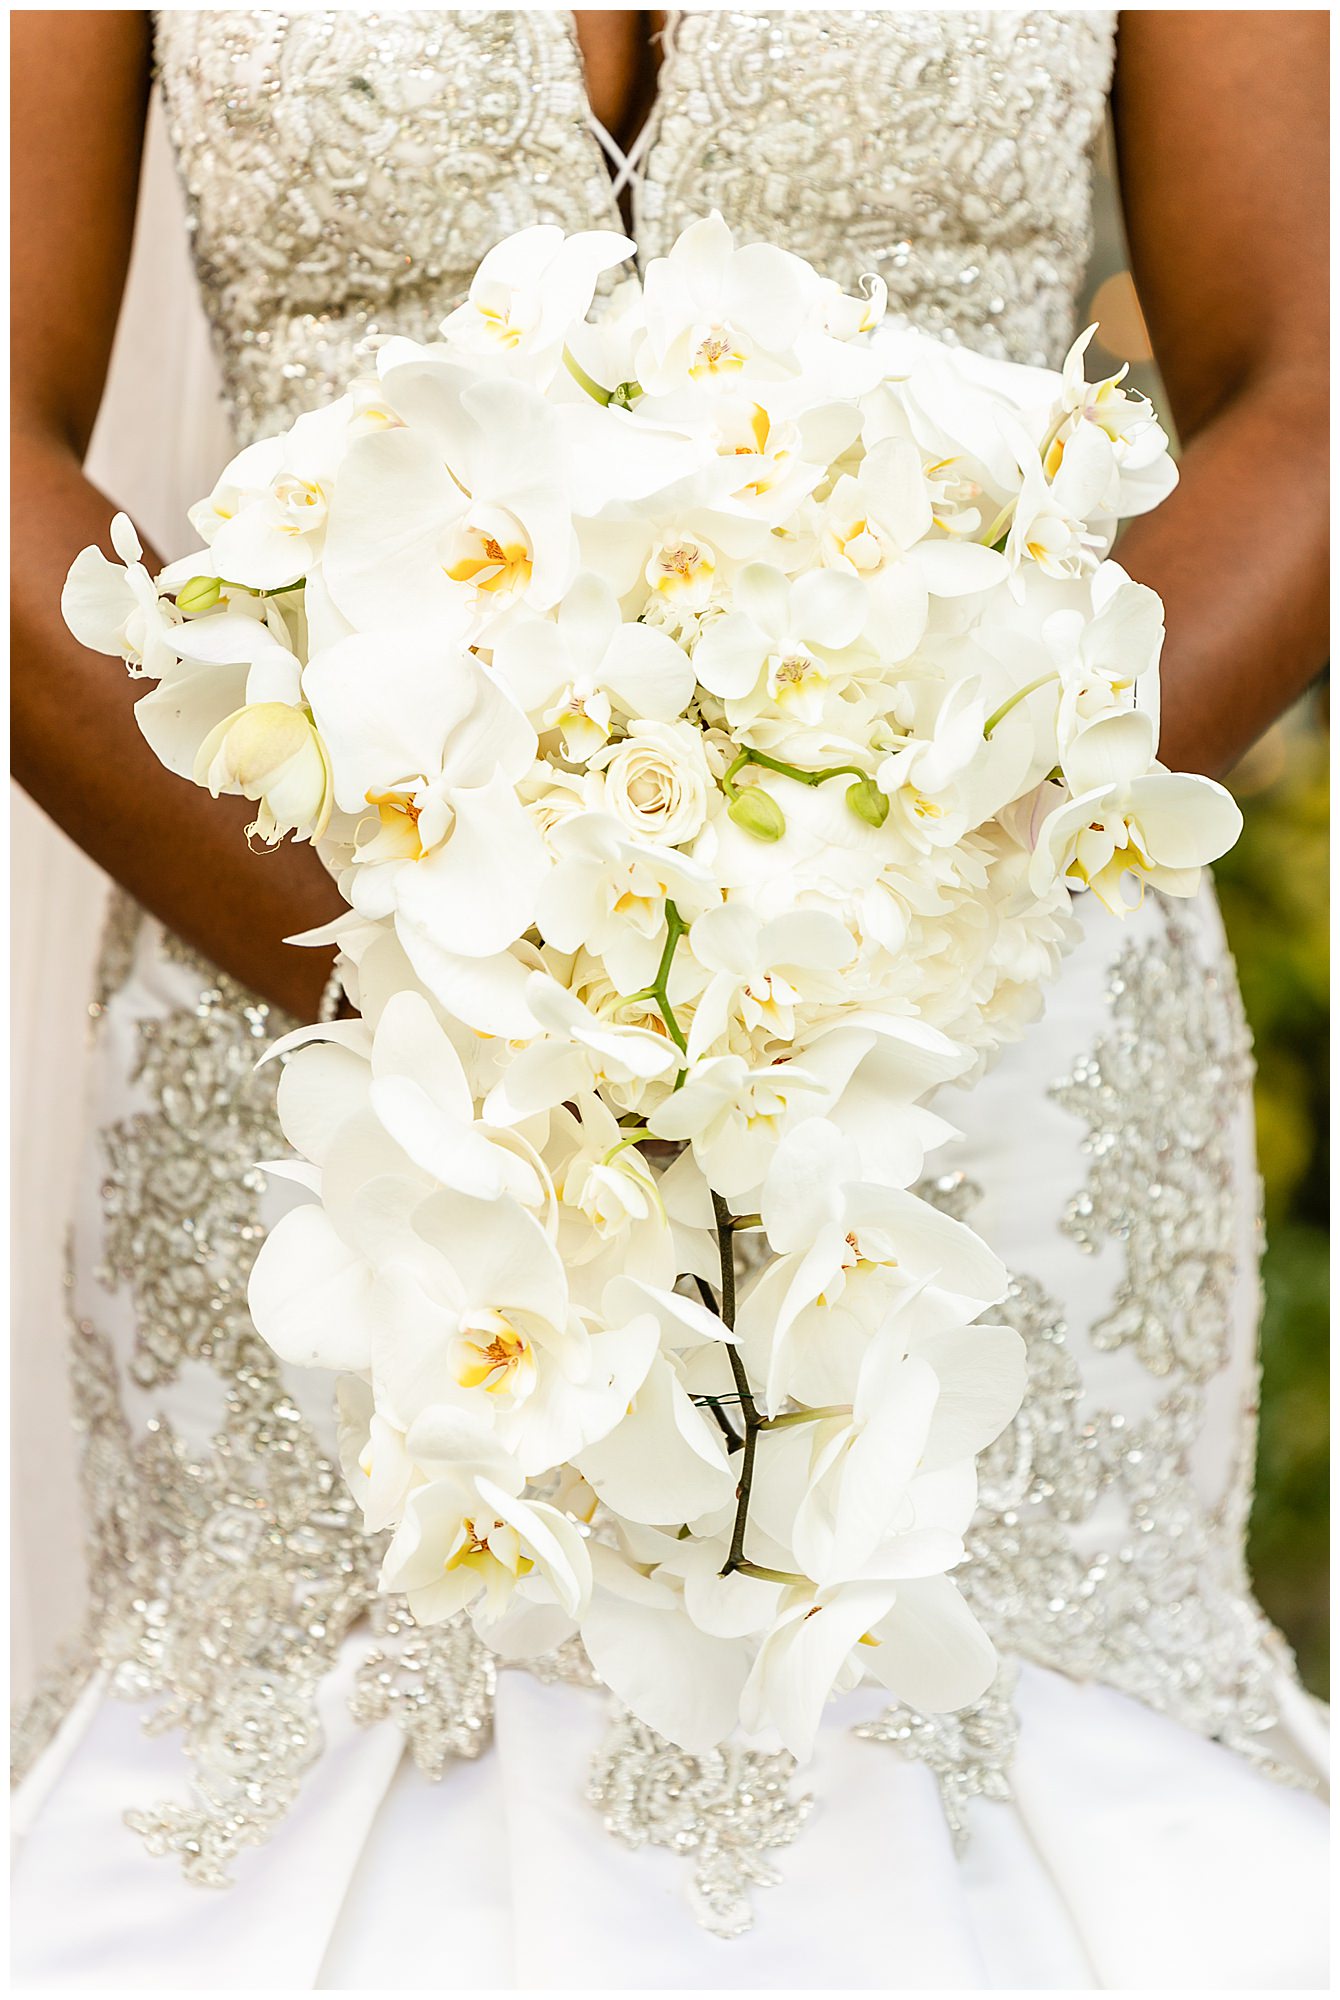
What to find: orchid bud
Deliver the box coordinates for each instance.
[175,575,222,614]
[728,786,786,842]
[846,776,889,828]
[193,702,334,846]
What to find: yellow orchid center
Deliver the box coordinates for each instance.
[453,1308,537,1397]
[446,529,533,596]
[690,324,748,377]
[444,1515,534,1583]
[476,302,526,350]
[649,536,715,600]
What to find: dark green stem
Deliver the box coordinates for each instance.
[714,1190,765,1576]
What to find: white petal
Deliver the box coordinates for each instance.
[395,771,547,960]
[247,1203,377,1370]
[864,1575,999,1713]
[580,1550,753,1752]
[740,1582,896,1761]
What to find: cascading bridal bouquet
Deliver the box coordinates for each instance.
[64,214,1242,1765]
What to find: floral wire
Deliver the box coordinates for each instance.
[690,1274,741,1447]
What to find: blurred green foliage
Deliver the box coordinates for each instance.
[1216,697,1330,1694]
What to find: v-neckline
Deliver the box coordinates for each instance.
[562,9,676,239]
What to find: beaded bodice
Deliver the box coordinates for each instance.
[156,8,1118,444]
[17,9,1315,1942]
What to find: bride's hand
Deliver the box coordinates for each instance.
[11,9,345,1021]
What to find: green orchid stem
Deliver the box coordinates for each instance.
[216,578,306,598]
[983,672,1060,739]
[621,901,688,1073]
[715,1190,773,1579]
[758,1404,852,1432]
[732,1561,808,1587]
[979,501,1017,549]
[561,345,642,410]
[561,346,612,406]
[725,747,871,796]
[601,1131,649,1167]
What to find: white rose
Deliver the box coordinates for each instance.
[596,720,712,846]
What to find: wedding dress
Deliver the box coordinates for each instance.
[11,12,1327,1990]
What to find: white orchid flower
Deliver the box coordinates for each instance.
[336,1375,417,1535]
[1004,416,1112,584]
[61,512,183,678]
[534,810,715,992]
[875,679,1001,848]
[545,1096,677,1299]
[484,971,680,1123]
[363,989,546,1205]
[323,371,578,632]
[437,223,634,385]
[182,395,354,591]
[750,1316,1024,1583]
[784,1013,970,1188]
[579,1541,754,1752]
[738,1115,1007,1414]
[815,269,889,344]
[193,700,334,846]
[552,1096,662,1244]
[686,903,853,1058]
[820,440,1007,660]
[491,574,695,761]
[380,1453,593,1630]
[1043,562,1164,742]
[355,1191,660,1477]
[248,1093,439,1376]
[1049,324,1178,518]
[1030,707,1243,915]
[693,561,867,731]
[647,1051,827,1200]
[131,599,339,813]
[635,210,822,396]
[575,1345,738,1527]
[740,1562,998,1761]
[739,1580,897,1760]
[303,630,545,957]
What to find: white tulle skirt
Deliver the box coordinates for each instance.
[12,1647,1327,1990]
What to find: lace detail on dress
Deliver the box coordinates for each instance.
[1053,924,1258,1381]
[855,1662,1020,1854]
[155,10,620,442]
[155,8,1116,451]
[99,937,291,1389]
[627,9,1114,368]
[10,1636,97,1789]
[589,1706,813,1940]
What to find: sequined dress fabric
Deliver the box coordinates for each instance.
[12,12,1327,1990]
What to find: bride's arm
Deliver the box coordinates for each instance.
[1110,10,1328,778]
[11,11,344,1019]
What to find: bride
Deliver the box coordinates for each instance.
[10,9,1328,1989]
